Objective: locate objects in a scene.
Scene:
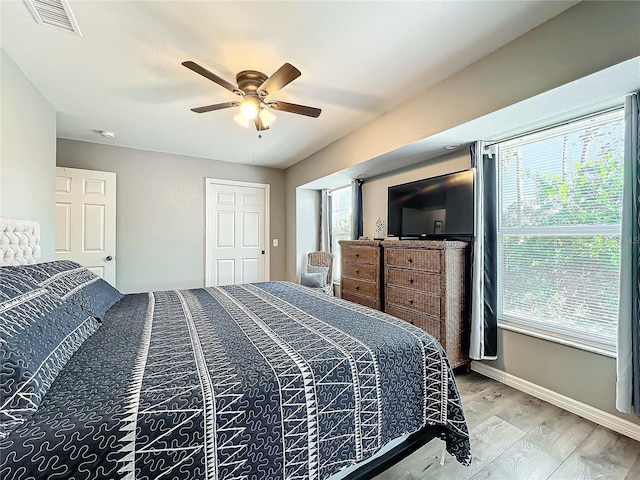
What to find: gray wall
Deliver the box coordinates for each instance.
[284,0,640,282]
[481,330,640,426]
[295,188,320,278]
[284,1,640,428]
[57,140,285,293]
[1,49,57,260]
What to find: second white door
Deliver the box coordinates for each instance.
[206,179,269,286]
[55,167,117,285]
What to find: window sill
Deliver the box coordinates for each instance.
[497,317,616,358]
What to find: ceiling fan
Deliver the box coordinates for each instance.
[182,61,321,131]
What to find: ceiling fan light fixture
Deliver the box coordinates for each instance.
[240,98,259,119]
[183,61,320,130]
[259,107,277,128]
[234,112,251,128]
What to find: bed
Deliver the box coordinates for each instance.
[0,220,471,479]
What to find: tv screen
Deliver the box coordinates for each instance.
[387,170,474,238]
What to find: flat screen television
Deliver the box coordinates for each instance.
[387,170,474,239]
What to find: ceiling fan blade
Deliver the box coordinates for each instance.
[257,63,301,98]
[268,100,321,118]
[182,61,241,94]
[254,115,270,131]
[191,101,239,113]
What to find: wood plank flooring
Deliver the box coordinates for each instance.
[375,372,640,480]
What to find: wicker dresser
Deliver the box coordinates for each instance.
[339,240,383,310]
[382,239,470,368]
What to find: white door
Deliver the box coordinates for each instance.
[55,167,117,286]
[206,179,269,286]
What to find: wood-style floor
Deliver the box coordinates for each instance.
[375,371,640,480]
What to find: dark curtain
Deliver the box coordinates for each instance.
[469,142,498,359]
[617,92,640,416]
[633,94,640,417]
[352,179,364,240]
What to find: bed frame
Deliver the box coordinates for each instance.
[342,426,445,479]
[0,218,452,477]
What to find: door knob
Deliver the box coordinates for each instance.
[105,256,113,262]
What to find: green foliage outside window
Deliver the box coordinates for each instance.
[499,113,624,343]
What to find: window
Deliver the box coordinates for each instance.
[330,185,352,280]
[496,110,624,353]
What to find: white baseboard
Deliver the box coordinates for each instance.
[470,362,640,442]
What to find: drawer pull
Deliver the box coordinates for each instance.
[355,285,360,291]
[355,253,360,258]
[409,299,414,305]
[409,278,414,284]
[355,269,360,275]
[407,257,413,264]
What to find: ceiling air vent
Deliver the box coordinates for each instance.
[24,0,82,36]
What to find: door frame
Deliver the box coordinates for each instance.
[205,178,270,286]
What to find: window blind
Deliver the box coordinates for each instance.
[497,110,624,346]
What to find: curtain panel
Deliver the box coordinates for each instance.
[320,189,331,252]
[616,92,640,416]
[469,141,498,360]
[351,179,364,240]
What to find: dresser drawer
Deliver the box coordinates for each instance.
[342,277,378,299]
[386,268,441,295]
[342,292,379,310]
[387,285,440,317]
[341,245,377,265]
[385,248,441,272]
[387,305,441,340]
[343,262,377,281]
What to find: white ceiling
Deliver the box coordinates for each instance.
[1,0,580,169]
